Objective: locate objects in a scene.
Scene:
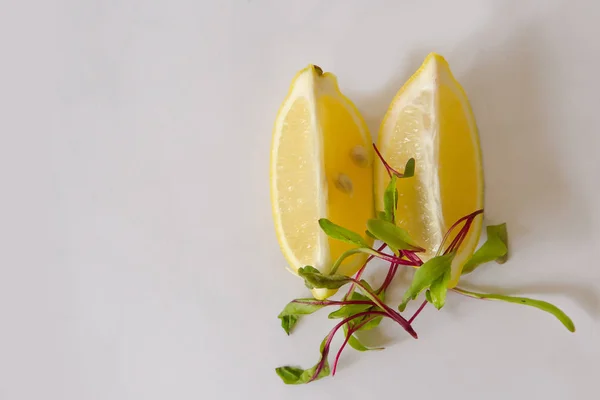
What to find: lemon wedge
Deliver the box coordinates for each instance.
[271,65,373,299]
[375,53,484,286]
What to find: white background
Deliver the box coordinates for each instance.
[1,1,599,399]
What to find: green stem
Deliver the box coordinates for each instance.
[329,248,371,275]
[452,287,575,332]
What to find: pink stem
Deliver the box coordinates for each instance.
[332,316,380,376]
[310,311,387,382]
[437,209,484,255]
[408,300,428,324]
[373,143,399,178]
[404,251,424,266]
[377,262,398,294]
[374,251,419,266]
[445,218,474,254]
[351,279,417,338]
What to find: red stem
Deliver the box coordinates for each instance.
[408,300,428,324]
[404,251,424,266]
[374,251,419,266]
[332,316,380,376]
[310,310,387,382]
[377,262,398,294]
[437,209,484,255]
[351,278,417,338]
[373,143,404,178]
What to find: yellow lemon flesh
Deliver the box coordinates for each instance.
[271,66,374,299]
[375,53,484,287]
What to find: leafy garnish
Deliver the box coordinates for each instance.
[276,311,388,384]
[462,223,509,274]
[367,219,425,252]
[276,147,575,385]
[399,253,454,311]
[319,218,369,247]
[452,287,575,332]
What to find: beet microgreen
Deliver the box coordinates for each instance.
[276,146,575,385]
[277,310,389,384]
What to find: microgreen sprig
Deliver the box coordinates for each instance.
[276,145,575,384]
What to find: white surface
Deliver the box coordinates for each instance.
[1,1,599,399]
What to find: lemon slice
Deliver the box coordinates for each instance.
[375,53,484,286]
[271,65,373,299]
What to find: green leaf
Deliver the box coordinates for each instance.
[402,158,415,178]
[279,315,298,335]
[297,266,320,289]
[383,175,398,223]
[277,298,327,335]
[328,303,372,319]
[453,287,575,332]
[359,279,378,297]
[279,299,327,316]
[462,223,509,275]
[399,253,454,311]
[275,361,331,384]
[425,290,433,303]
[318,219,368,247]
[367,219,425,252]
[328,292,374,320]
[366,230,377,240]
[298,266,351,290]
[328,292,383,333]
[428,267,451,309]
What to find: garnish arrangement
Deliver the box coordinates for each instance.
[270,54,575,385]
[275,148,574,384]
